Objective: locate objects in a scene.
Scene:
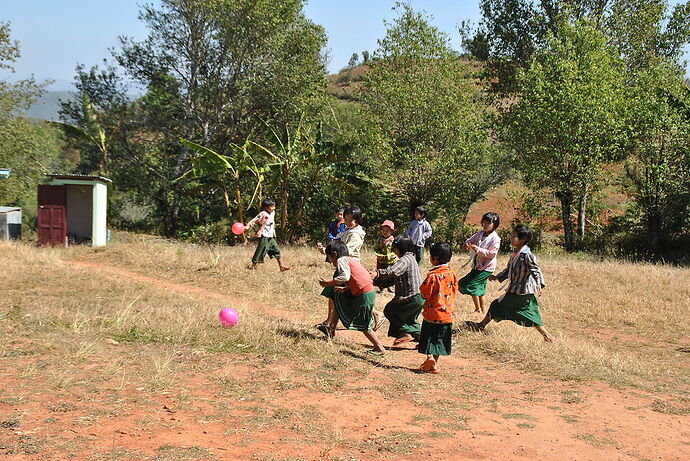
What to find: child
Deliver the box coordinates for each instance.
[317,206,382,330]
[317,241,387,355]
[467,224,553,342]
[318,205,366,260]
[327,207,346,241]
[373,220,397,293]
[405,206,433,264]
[373,235,424,346]
[245,198,290,271]
[418,242,459,374]
[459,212,501,314]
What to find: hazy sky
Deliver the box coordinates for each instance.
[0,0,686,90]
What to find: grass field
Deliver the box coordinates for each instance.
[1,232,688,460]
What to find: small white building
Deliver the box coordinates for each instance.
[38,174,111,247]
[0,206,21,241]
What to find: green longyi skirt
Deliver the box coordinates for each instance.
[488,293,543,327]
[418,321,452,356]
[459,269,492,296]
[321,286,376,332]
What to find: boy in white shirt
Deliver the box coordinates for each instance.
[245,198,290,271]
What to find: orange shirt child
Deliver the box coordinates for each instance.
[420,264,459,324]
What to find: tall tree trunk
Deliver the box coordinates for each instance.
[577,192,587,238]
[556,191,575,252]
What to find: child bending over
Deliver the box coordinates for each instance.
[467,225,553,342]
[373,235,424,346]
[418,243,459,374]
[318,241,387,355]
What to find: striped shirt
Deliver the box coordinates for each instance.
[495,246,545,295]
[376,252,421,302]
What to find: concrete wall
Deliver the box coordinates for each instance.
[92,182,107,247]
[66,185,93,241]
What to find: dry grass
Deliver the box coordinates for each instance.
[1,232,689,457]
[2,234,688,395]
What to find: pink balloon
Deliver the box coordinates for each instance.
[231,222,245,235]
[219,308,239,327]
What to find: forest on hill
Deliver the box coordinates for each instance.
[1,0,689,263]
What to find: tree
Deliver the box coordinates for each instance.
[362,3,501,223]
[361,50,370,63]
[624,64,690,256]
[500,19,630,251]
[61,0,328,237]
[0,22,69,226]
[348,53,359,68]
[178,139,269,242]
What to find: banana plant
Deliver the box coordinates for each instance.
[178,138,270,242]
[51,94,109,175]
[251,115,363,242]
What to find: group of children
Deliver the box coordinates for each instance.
[243,199,552,374]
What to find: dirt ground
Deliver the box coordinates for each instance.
[2,256,687,461]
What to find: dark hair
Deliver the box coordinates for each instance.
[261,197,276,210]
[344,205,362,225]
[513,224,533,244]
[481,212,500,230]
[335,207,345,214]
[430,242,452,264]
[391,235,414,254]
[414,206,427,219]
[324,240,349,262]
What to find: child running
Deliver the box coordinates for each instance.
[418,243,459,374]
[467,224,553,342]
[405,206,433,264]
[245,197,290,271]
[372,235,424,346]
[317,241,387,355]
[327,207,346,241]
[459,212,501,314]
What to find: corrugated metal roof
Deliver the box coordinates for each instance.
[47,173,112,183]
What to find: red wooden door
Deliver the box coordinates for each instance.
[37,185,67,246]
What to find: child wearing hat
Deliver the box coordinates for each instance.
[374,220,398,271]
[373,220,398,294]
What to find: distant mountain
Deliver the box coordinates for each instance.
[26,91,73,121]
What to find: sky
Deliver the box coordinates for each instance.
[0,0,687,91]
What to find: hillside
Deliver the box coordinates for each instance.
[25,90,72,121]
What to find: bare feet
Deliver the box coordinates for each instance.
[280,266,290,272]
[420,358,439,373]
[393,334,414,345]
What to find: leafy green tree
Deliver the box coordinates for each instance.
[623,64,690,257]
[62,0,327,237]
[348,53,360,68]
[607,0,690,73]
[362,3,502,226]
[500,19,630,251]
[179,138,270,242]
[0,22,69,227]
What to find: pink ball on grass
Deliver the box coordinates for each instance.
[218,307,239,327]
[231,222,245,235]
